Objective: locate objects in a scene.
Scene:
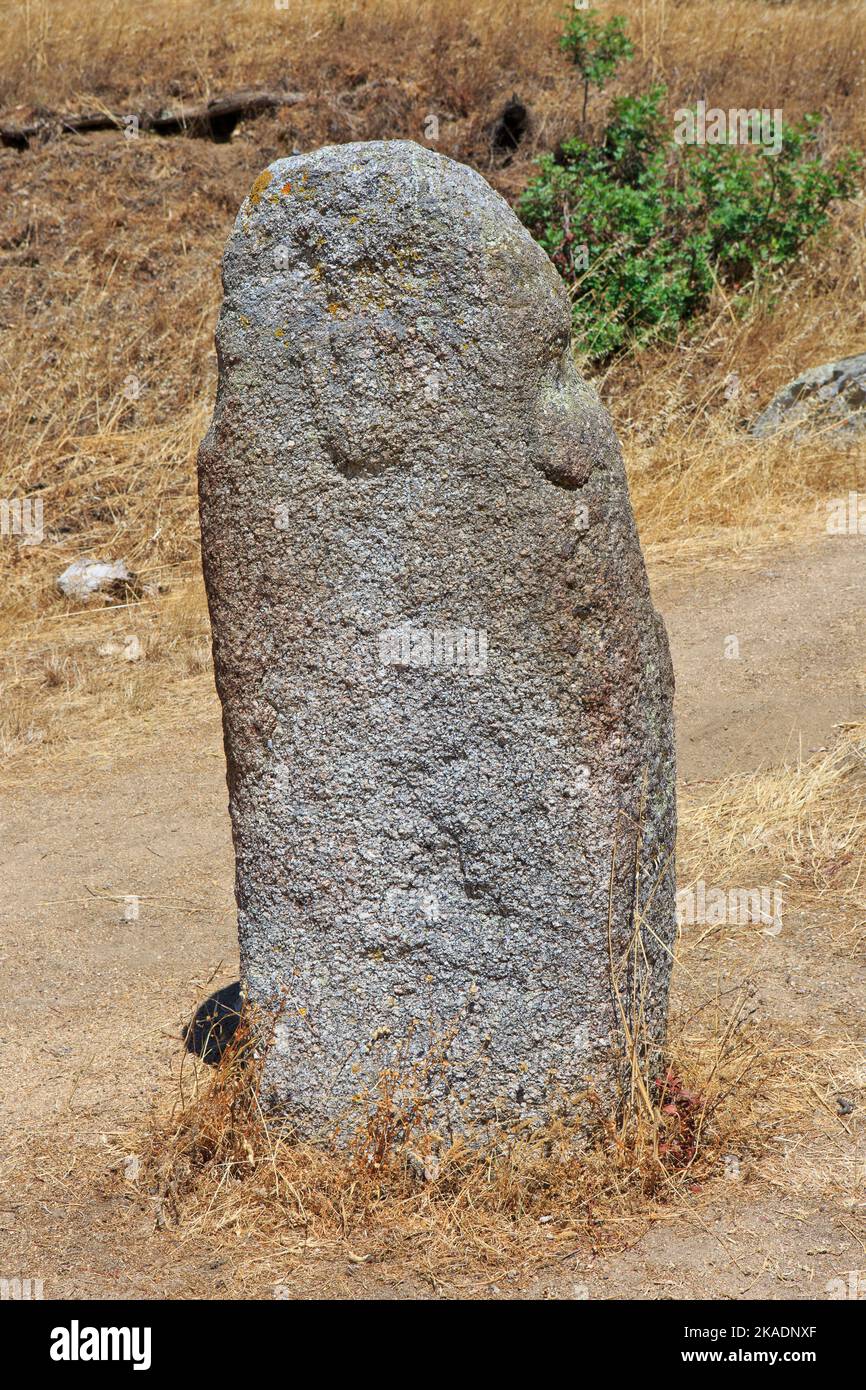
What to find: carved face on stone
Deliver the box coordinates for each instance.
[217,141,595,491]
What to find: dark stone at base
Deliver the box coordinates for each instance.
[184,981,243,1064]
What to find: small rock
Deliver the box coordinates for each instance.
[57,558,139,603]
[836,1096,855,1116]
[750,352,866,442]
[97,635,143,661]
[184,981,243,1065]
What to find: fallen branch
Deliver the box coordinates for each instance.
[1,88,306,149]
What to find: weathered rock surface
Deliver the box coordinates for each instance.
[198,140,676,1140]
[751,352,866,442]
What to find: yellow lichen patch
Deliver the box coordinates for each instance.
[281,182,292,195]
[393,245,421,272]
[273,328,284,340]
[238,314,250,328]
[247,170,273,208]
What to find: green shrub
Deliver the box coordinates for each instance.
[519,13,861,361]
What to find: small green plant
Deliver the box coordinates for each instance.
[521,17,861,361]
[560,6,634,130]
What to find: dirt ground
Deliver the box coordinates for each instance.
[1,533,863,1300]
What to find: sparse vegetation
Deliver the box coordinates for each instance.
[520,14,861,358]
[141,971,768,1278]
[559,6,634,131]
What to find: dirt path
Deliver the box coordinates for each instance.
[1,535,864,1298]
[655,535,866,784]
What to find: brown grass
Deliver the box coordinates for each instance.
[3,1,865,150]
[138,978,768,1284]
[681,722,866,938]
[115,721,862,1287]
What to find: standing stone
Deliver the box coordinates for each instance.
[198,141,676,1140]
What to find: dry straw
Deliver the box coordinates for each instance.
[128,721,863,1284]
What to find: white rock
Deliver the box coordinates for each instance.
[57,558,136,602]
[97,635,143,661]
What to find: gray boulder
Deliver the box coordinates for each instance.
[198,140,676,1141]
[751,352,866,441]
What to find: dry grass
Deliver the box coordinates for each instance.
[136,982,768,1284]
[113,724,863,1287]
[613,198,866,567]
[675,722,866,1206]
[1,0,565,117]
[681,722,866,936]
[3,1,865,149]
